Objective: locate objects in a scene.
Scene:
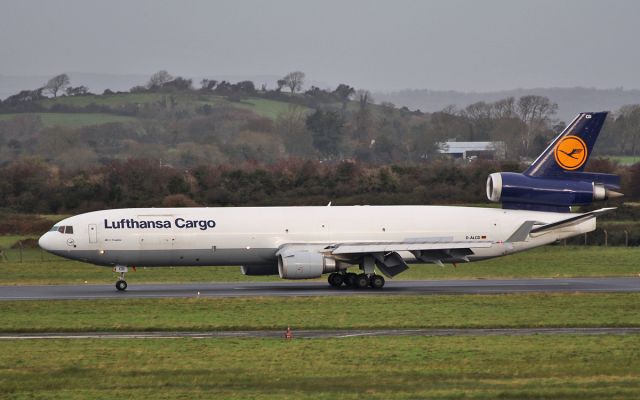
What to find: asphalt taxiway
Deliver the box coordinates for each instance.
[1,277,639,300]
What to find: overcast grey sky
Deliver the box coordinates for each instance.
[1,0,639,91]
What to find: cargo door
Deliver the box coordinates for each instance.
[88,224,97,243]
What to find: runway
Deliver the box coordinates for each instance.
[1,277,639,300]
[1,327,640,340]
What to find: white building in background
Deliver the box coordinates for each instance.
[438,140,506,160]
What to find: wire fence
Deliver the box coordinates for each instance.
[0,247,65,263]
[564,228,639,247]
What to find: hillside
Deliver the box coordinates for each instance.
[0,80,638,215]
[375,87,640,122]
[0,84,420,168]
[1,77,639,171]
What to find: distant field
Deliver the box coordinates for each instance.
[1,335,638,399]
[236,97,308,119]
[39,92,167,107]
[603,155,640,165]
[0,112,137,128]
[36,92,298,120]
[0,244,638,285]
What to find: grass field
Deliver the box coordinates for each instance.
[235,97,308,119]
[603,155,640,165]
[36,92,297,120]
[39,92,168,107]
[1,293,638,332]
[0,245,638,285]
[0,112,137,128]
[2,241,638,398]
[0,335,638,399]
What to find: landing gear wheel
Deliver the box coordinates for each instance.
[328,273,344,288]
[115,280,127,291]
[344,273,357,287]
[354,274,369,289]
[369,275,385,289]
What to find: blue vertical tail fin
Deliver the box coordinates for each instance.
[524,112,607,177]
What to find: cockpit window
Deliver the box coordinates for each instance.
[52,225,74,234]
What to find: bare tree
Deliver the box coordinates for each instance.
[516,95,558,156]
[275,105,313,155]
[45,74,70,98]
[492,97,517,119]
[282,71,305,93]
[353,90,374,141]
[617,105,640,157]
[147,70,173,88]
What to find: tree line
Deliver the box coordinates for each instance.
[0,157,636,216]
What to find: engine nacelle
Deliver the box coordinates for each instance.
[241,264,279,276]
[278,250,337,279]
[486,172,619,210]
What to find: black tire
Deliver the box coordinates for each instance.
[370,275,385,289]
[115,280,127,291]
[328,273,344,288]
[344,273,357,287]
[354,274,369,289]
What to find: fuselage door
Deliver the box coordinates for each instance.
[88,224,97,243]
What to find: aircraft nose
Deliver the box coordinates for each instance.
[38,232,54,251]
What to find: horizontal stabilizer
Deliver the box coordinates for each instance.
[530,207,616,235]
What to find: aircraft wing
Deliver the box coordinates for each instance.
[330,240,492,254]
[321,239,493,277]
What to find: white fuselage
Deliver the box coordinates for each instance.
[38,205,595,270]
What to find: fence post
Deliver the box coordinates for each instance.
[584,233,588,246]
[625,230,629,247]
[604,230,608,247]
[19,241,23,263]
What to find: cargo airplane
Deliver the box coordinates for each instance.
[39,112,621,291]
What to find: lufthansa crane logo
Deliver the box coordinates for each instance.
[554,135,587,170]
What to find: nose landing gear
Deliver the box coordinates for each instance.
[115,279,127,291]
[113,265,128,291]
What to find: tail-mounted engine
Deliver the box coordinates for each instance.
[486,172,622,212]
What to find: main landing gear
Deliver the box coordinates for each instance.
[327,272,385,289]
[114,265,128,291]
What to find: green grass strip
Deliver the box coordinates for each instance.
[1,246,640,285]
[1,293,639,333]
[0,335,638,399]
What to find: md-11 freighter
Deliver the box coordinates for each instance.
[39,112,621,291]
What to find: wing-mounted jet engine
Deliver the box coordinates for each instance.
[486,112,622,212]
